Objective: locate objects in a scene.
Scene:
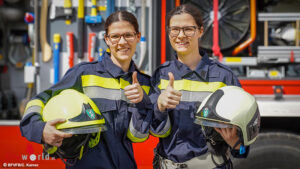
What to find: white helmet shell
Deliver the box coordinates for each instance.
[195,86,260,146]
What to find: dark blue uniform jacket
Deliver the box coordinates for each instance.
[149,52,249,167]
[20,52,153,169]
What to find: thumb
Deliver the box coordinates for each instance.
[132,71,139,84]
[168,72,174,88]
[48,118,66,126]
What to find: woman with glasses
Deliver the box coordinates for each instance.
[150,4,249,169]
[20,11,152,169]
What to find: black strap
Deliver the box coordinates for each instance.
[231,139,241,151]
[57,154,77,166]
[207,139,234,169]
[57,134,91,166]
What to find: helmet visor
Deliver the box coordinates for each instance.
[195,118,233,128]
[247,108,260,142]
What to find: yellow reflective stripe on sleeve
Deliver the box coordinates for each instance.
[127,118,149,143]
[25,99,45,113]
[150,115,171,138]
[81,75,150,94]
[23,99,45,119]
[150,127,171,138]
[158,79,226,92]
[23,106,43,120]
[127,129,149,143]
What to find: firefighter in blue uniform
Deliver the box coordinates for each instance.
[20,11,152,169]
[150,4,249,169]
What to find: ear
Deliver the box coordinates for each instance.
[136,32,141,43]
[104,34,111,47]
[198,26,204,39]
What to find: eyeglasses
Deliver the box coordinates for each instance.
[167,26,198,37]
[106,32,137,44]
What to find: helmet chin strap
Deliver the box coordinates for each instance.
[231,137,242,152]
[57,153,77,166]
[44,133,92,166]
[57,133,91,166]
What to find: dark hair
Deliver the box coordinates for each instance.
[166,4,203,28]
[104,11,139,34]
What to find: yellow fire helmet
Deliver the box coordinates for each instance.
[194,86,260,147]
[42,89,106,165]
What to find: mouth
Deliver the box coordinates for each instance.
[117,48,130,53]
[175,41,189,47]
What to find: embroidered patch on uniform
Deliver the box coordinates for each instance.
[86,109,96,119]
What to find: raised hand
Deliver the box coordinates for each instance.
[157,72,182,112]
[124,71,144,103]
[214,127,240,150]
[42,118,72,147]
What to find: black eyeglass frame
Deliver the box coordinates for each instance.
[167,26,199,37]
[106,32,138,44]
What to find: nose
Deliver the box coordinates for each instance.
[177,29,186,38]
[118,36,127,44]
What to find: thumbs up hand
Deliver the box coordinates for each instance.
[157,72,182,112]
[168,72,175,88]
[124,71,144,103]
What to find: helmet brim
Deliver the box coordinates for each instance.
[194,118,233,128]
[61,124,107,134]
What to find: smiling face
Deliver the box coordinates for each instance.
[168,13,203,56]
[105,21,141,67]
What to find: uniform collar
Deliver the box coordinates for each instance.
[96,52,136,78]
[174,51,210,80]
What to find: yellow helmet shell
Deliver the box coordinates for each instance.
[42,89,105,132]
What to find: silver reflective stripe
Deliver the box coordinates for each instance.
[161,90,212,102]
[181,91,211,102]
[128,118,149,139]
[22,106,43,119]
[153,115,171,136]
[83,86,130,103]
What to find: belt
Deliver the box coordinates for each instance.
[158,151,228,169]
